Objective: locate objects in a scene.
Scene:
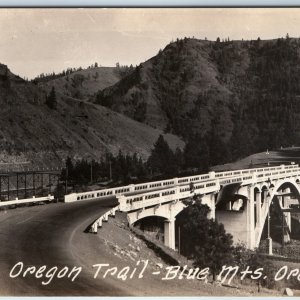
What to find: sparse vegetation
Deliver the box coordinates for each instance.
[115,62,135,78]
[32,63,100,83]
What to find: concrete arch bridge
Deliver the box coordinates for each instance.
[67,164,300,251]
[115,164,300,251]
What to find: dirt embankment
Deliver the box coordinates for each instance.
[72,211,281,296]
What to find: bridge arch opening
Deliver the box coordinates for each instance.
[214,179,300,250]
[175,206,199,255]
[259,181,300,251]
[230,195,247,211]
[216,193,247,212]
[133,216,167,244]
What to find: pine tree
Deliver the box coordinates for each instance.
[45,87,57,109]
[147,135,176,176]
[184,135,209,172]
[209,127,230,165]
[177,195,234,280]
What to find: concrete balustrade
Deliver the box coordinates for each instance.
[118,180,219,212]
[65,164,298,203]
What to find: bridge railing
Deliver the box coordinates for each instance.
[218,167,300,187]
[0,195,54,207]
[64,164,299,203]
[64,185,134,202]
[118,180,220,212]
[118,166,300,212]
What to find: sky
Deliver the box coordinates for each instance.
[2,8,300,79]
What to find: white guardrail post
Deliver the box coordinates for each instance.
[90,205,120,234]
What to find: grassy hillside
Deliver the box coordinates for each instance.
[39,66,121,101]
[0,64,184,168]
[93,37,300,166]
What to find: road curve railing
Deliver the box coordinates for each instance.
[0,195,54,208]
[89,205,120,233]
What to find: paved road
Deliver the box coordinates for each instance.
[0,198,131,296]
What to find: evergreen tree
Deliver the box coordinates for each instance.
[184,134,209,172]
[230,121,254,160]
[177,195,234,280]
[147,135,176,176]
[61,156,74,182]
[208,122,231,166]
[46,87,57,109]
[174,147,184,174]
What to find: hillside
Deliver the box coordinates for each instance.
[93,39,237,137]
[0,64,184,168]
[39,66,121,101]
[212,147,300,171]
[93,37,300,166]
[3,36,300,171]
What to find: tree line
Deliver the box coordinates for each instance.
[60,133,230,188]
[31,62,100,83]
[33,62,136,84]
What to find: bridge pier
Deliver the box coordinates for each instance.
[267,237,273,255]
[255,189,262,226]
[283,211,291,243]
[247,186,256,249]
[284,211,292,231]
[282,187,291,207]
[202,193,216,219]
[164,218,176,250]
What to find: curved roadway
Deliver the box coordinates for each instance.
[0,198,132,296]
